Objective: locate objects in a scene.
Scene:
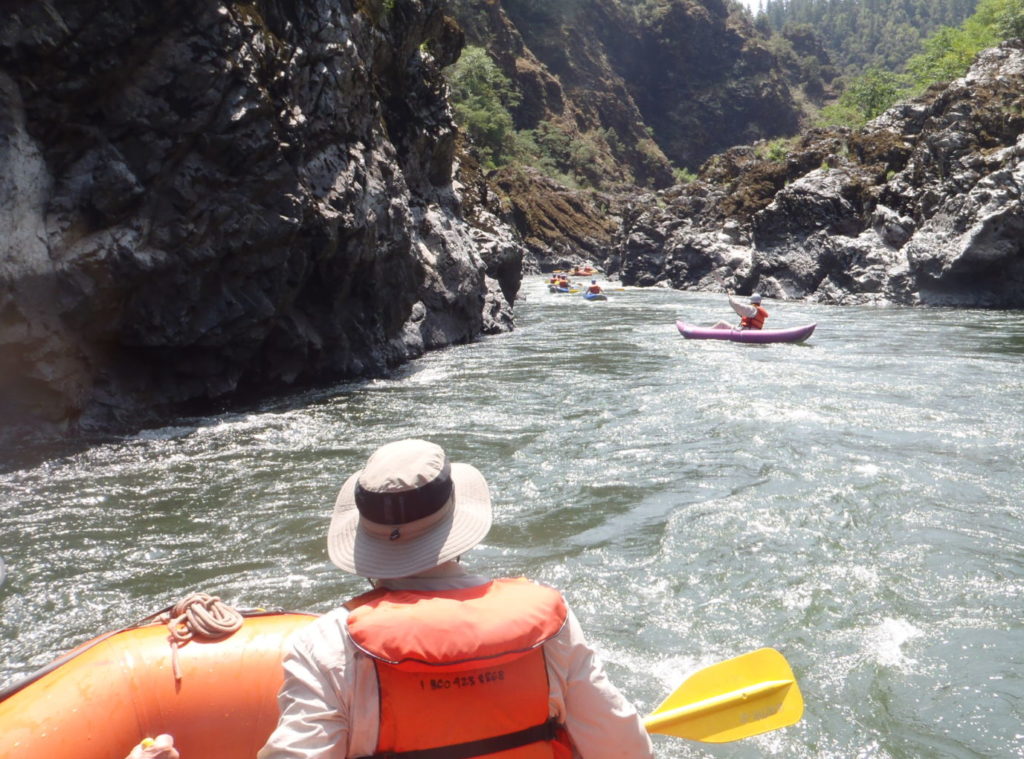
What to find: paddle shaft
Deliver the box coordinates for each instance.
[643,679,793,733]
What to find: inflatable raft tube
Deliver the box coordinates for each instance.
[583,292,608,301]
[0,609,317,759]
[676,320,816,343]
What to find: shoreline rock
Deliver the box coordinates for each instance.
[0,0,526,444]
[610,42,1024,309]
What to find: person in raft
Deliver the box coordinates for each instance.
[124,438,654,759]
[587,279,603,294]
[710,292,768,330]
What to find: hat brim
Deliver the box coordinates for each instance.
[327,461,492,579]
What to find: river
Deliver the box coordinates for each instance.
[2,278,1022,758]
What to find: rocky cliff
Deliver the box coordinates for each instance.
[611,41,1024,308]
[445,0,804,269]
[450,0,802,184]
[0,0,525,442]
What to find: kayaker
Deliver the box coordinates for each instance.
[711,293,768,329]
[257,438,655,758]
[587,280,603,294]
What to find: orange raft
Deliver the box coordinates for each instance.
[0,609,317,759]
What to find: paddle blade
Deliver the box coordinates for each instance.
[643,648,803,743]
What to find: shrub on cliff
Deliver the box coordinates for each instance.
[445,46,521,168]
[820,0,1024,128]
[906,0,1020,88]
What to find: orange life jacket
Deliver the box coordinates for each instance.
[346,578,573,759]
[741,305,768,329]
[587,285,601,293]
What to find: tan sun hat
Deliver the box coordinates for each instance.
[327,439,492,579]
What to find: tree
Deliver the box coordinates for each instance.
[445,46,521,169]
[981,0,1024,39]
[904,0,1018,90]
[844,67,905,120]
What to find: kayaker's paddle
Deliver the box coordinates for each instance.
[643,648,803,743]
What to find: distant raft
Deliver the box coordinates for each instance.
[676,321,816,343]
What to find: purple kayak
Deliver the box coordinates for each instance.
[676,320,816,344]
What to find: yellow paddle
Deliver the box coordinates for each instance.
[643,648,803,743]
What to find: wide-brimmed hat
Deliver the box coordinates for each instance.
[327,439,492,579]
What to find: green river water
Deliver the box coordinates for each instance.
[1,278,1023,757]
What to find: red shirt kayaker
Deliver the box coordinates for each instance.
[739,293,768,329]
[587,280,603,294]
[711,293,768,330]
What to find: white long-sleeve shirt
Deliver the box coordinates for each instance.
[729,296,757,319]
[258,564,654,759]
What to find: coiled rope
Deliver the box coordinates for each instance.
[158,592,244,681]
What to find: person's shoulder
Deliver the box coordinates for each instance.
[287,608,350,651]
[280,607,365,674]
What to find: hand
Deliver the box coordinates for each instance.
[126,734,179,759]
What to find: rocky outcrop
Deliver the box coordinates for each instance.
[0,0,526,441]
[612,41,1024,308]
[486,166,624,272]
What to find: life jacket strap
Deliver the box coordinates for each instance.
[359,717,560,759]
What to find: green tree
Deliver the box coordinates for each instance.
[845,67,906,120]
[994,0,1024,37]
[971,0,1024,38]
[905,25,979,85]
[904,0,1018,89]
[445,47,521,169]
[761,0,982,75]
[820,0,1021,127]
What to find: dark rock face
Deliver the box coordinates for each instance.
[449,0,676,190]
[608,0,801,169]
[0,0,525,441]
[444,0,804,275]
[612,42,1024,309]
[450,0,801,186]
[488,166,622,271]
